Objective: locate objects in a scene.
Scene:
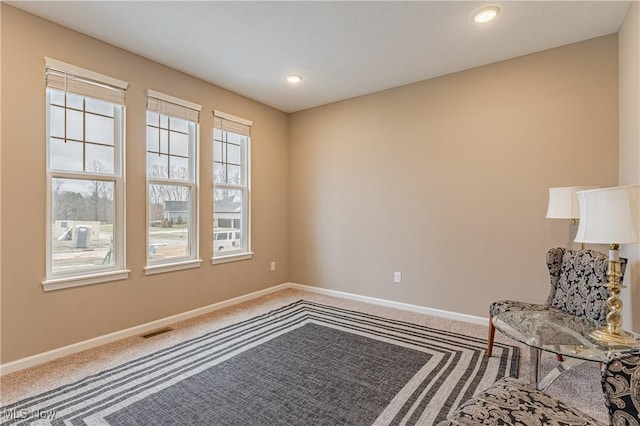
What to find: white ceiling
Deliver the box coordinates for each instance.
[10,1,632,113]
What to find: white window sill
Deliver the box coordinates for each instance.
[144,259,203,275]
[42,269,130,292]
[211,252,254,265]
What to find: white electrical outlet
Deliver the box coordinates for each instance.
[270,261,276,271]
[394,272,402,283]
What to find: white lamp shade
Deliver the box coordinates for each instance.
[546,186,599,219]
[575,185,640,244]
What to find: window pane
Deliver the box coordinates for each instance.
[147,153,169,179]
[50,106,65,138]
[213,189,244,253]
[146,126,159,152]
[50,138,83,171]
[227,164,242,185]
[85,98,114,117]
[160,114,169,129]
[213,140,223,161]
[148,184,190,260]
[170,131,189,157]
[213,129,247,184]
[66,93,84,110]
[51,178,115,273]
[213,128,222,141]
[146,111,159,126]
[170,116,189,133]
[49,89,65,106]
[227,143,241,165]
[85,114,114,146]
[226,132,245,144]
[86,144,114,174]
[170,155,189,180]
[67,109,84,141]
[160,129,169,154]
[213,162,225,184]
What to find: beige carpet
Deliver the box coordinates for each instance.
[0,288,608,423]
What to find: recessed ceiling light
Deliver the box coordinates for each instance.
[286,74,303,84]
[472,6,500,24]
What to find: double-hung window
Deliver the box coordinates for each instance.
[44,58,129,290]
[145,90,201,274]
[213,111,252,263]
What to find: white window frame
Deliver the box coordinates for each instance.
[144,90,202,275]
[43,58,129,291]
[212,110,252,264]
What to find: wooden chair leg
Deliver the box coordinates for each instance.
[487,314,495,357]
[556,353,564,362]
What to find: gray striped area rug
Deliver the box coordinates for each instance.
[1,300,518,425]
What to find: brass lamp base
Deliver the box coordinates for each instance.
[589,244,640,347]
[590,327,639,346]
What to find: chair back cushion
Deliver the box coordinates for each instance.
[545,247,566,305]
[602,350,640,424]
[550,249,627,326]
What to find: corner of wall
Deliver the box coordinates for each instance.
[618,0,640,330]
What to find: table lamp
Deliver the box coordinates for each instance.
[575,185,640,345]
[547,186,599,249]
[546,186,599,223]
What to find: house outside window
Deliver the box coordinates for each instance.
[213,110,252,263]
[44,58,129,291]
[145,90,202,275]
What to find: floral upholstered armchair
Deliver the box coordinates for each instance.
[437,350,640,426]
[487,248,627,357]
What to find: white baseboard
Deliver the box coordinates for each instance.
[287,282,488,326]
[1,281,484,376]
[0,283,289,376]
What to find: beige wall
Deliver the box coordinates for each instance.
[619,1,640,330]
[289,36,620,319]
[0,5,289,363]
